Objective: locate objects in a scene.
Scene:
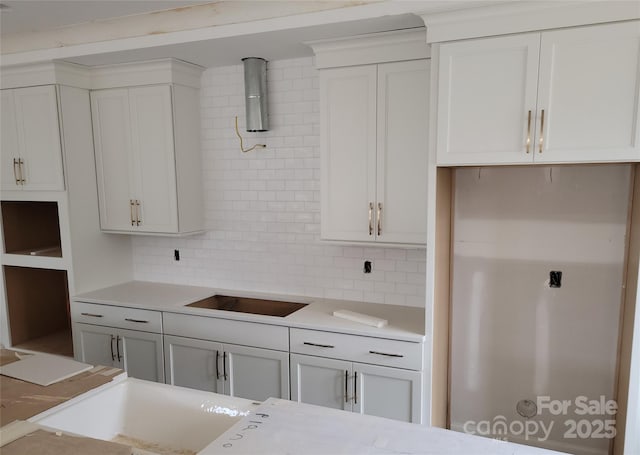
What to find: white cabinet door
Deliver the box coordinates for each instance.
[1,86,64,191]
[320,65,377,242]
[91,89,136,231]
[1,90,19,190]
[353,363,422,423]
[128,86,178,232]
[73,323,163,382]
[536,21,640,163]
[91,85,181,233]
[73,323,116,367]
[225,343,289,401]
[436,34,541,165]
[376,60,430,244]
[164,335,224,394]
[291,354,352,412]
[14,86,64,190]
[118,327,164,383]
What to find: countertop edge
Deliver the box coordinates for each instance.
[72,282,426,343]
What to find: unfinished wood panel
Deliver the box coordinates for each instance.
[4,267,69,346]
[1,201,61,256]
[431,167,452,428]
[1,429,131,455]
[613,164,640,455]
[13,330,73,358]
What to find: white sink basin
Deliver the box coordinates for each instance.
[32,378,258,454]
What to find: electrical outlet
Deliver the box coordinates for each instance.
[364,261,372,274]
[550,271,562,288]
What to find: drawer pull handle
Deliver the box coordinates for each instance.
[116,335,122,362]
[538,109,545,154]
[369,350,404,358]
[525,110,532,154]
[223,352,228,380]
[81,312,103,318]
[124,318,149,323]
[216,351,220,379]
[345,370,349,403]
[354,371,358,405]
[110,335,116,361]
[303,342,334,349]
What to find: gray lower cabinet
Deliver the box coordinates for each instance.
[291,353,422,423]
[164,334,289,401]
[73,322,164,382]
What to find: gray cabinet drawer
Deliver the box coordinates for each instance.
[163,312,289,351]
[72,301,162,333]
[290,328,422,370]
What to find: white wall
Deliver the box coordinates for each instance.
[132,57,426,306]
[449,165,631,455]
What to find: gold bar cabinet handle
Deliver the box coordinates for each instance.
[135,200,141,226]
[377,203,382,236]
[538,109,545,154]
[12,158,19,185]
[526,110,532,154]
[18,159,25,184]
[130,200,135,226]
[368,202,373,236]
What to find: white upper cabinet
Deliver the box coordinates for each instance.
[321,65,377,243]
[1,85,65,191]
[436,34,540,165]
[536,21,640,162]
[436,21,640,165]
[320,59,430,245]
[91,83,202,235]
[376,60,430,244]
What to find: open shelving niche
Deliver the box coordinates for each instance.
[1,196,73,357]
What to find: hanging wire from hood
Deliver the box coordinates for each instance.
[235,116,266,153]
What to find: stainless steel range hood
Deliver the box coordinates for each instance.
[242,57,269,132]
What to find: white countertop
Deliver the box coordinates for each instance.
[74,281,425,342]
[202,398,566,455]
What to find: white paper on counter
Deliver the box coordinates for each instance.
[201,398,566,455]
[0,353,93,386]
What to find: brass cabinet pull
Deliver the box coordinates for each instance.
[124,318,148,324]
[81,312,103,318]
[18,159,25,184]
[354,371,358,405]
[135,200,141,226]
[369,350,404,358]
[377,203,382,236]
[110,335,116,361]
[12,158,19,185]
[526,110,532,154]
[345,370,349,403]
[130,200,135,226]
[303,341,334,349]
[368,202,373,235]
[539,109,545,153]
[116,335,122,362]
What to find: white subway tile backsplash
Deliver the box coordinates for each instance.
[132,56,426,307]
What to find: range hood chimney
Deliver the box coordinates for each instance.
[242,57,268,132]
